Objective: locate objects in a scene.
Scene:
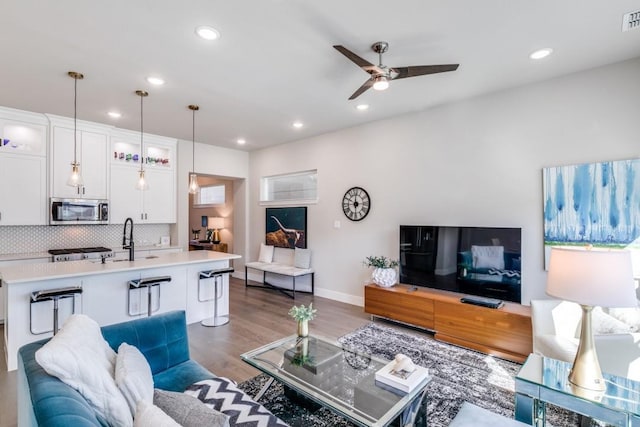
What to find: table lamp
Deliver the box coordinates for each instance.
[207,217,225,244]
[546,246,636,392]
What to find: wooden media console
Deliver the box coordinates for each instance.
[364,283,532,363]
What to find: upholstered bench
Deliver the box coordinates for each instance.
[245,244,314,298]
[449,402,528,427]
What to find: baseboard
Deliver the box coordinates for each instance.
[314,288,363,307]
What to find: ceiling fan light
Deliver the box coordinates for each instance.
[373,76,389,91]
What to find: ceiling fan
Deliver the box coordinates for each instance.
[333,41,459,100]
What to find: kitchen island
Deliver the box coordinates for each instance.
[1,250,240,371]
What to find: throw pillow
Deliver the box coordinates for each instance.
[185,378,288,427]
[154,389,230,427]
[134,401,181,427]
[294,247,312,269]
[471,245,505,270]
[607,306,640,332]
[258,243,275,263]
[116,343,154,417]
[592,307,633,334]
[35,314,132,427]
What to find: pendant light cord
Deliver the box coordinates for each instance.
[73,76,78,164]
[140,93,144,173]
[192,108,196,171]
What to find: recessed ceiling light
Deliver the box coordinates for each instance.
[356,104,369,111]
[529,48,553,60]
[237,138,246,145]
[195,25,220,41]
[292,121,304,129]
[146,76,165,86]
[107,111,122,119]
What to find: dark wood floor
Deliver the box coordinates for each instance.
[0,278,371,427]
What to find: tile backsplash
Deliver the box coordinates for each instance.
[0,224,171,254]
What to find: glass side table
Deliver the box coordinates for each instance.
[515,354,640,426]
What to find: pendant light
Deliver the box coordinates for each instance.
[188,104,200,194]
[135,90,149,190]
[66,71,84,187]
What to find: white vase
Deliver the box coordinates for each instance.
[372,268,397,288]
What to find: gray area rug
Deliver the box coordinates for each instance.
[237,322,587,427]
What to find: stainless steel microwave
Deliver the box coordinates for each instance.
[50,198,109,225]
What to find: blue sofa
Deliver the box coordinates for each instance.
[18,311,215,427]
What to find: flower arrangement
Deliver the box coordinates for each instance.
[363,255,399,269]
[288,303,317,322]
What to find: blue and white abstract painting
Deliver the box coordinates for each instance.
[543,158,640,271]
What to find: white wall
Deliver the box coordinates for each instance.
[248,57,640,306]
[174,140,249,264]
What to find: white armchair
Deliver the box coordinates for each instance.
[531,299,640,381]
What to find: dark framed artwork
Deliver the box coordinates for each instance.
[266,207,307,248]
[201,216,208,228]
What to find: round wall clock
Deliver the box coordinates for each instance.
[342,187,371,221]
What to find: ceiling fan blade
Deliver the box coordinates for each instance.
[348,79,374,100]
[334,45,383,74]
[391,64,459,80]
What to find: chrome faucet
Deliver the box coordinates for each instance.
[123,217,134,261]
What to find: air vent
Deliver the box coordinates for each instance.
[622,10,640,32]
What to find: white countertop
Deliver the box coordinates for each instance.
[0,245,183,263]
[1,250,240,284]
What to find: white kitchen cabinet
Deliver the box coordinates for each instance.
[48,115,111,200]
[0,108,48,226]
[109,131,176,224]
[110,166,176,224]
[0,109,47,156]
[0,154,47,225]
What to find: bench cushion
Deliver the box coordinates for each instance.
[245,261,313,276]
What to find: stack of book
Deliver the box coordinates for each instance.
[375,359,429,394]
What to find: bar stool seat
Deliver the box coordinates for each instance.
[128,276,172,317]
[30,286,83,335]
[198,268,234,327]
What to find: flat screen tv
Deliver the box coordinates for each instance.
[399,225,522,303]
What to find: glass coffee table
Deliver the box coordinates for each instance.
[241,334,431,427]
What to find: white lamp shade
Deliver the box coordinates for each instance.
[546,247,637,307]
[207,217,225,229]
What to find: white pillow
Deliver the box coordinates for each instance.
[608,306,640,332]
[471,245,505,270]
[116,343,154,417]
[592,307,633,334]
[35,314,132,427]
[134,401,181,427]
[294,248,312,269]
[258,243,274,263]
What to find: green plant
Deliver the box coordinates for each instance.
[363,255,398,269]
[288,303,317,322]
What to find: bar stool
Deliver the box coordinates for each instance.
[198,268,234,327]
[30,286,83,335]
[127,276,172,317]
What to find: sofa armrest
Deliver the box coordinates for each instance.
[18,341,102,427]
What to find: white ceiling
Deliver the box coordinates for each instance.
[2,1,639,151]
